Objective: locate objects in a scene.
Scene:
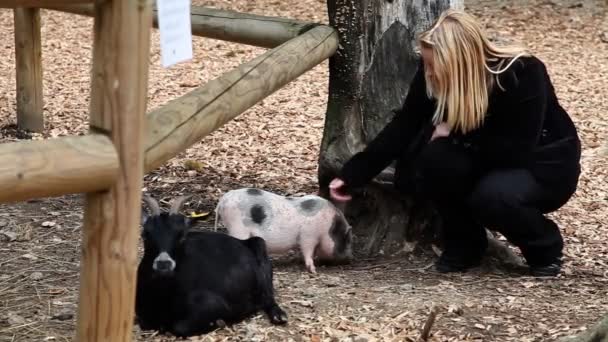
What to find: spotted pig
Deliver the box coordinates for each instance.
[214,188,354,274]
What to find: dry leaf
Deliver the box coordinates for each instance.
[290,300,313,308]
[7,312,26,325]
[0,230,17,242]
[184,160,205,171]
[22,253,38,260]
[30,272,44,280]
[190,211,210,219]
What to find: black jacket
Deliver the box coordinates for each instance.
[339,55,581,193]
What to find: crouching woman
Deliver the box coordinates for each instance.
[328,9,581,277]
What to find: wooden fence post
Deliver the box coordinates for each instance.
[76,0,152,340]
[14,7,44,132]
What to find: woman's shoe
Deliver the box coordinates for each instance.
[529,260,562,277]
[434,252,482,273]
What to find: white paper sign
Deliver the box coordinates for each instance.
[156,0,193,68]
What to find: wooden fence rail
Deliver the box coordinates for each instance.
[0,0,92,8]
[45,4,314,48]
[0,134,117,203]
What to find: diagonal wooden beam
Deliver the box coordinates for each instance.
[143,25,338,172]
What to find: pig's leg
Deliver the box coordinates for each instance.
[299,233,319,274]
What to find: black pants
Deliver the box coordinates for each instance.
[411,137,579,267]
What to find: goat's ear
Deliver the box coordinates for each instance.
[177,222,189,244]
[141,208,150,227]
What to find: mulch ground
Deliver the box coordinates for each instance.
[1,0,607,341]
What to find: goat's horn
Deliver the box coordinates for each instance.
[142,194,161,217]
[170,195,193,215]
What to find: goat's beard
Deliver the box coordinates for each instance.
[152,268,175,278]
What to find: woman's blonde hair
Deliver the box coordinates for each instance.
[417,9,530,133]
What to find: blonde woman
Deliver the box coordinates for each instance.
[328,9,581,277]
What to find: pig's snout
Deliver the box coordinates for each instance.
[333,248,354,264]
[327,239,354,265]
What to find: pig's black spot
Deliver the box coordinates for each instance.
[250,204,266,225]
[300,199,318,212]
[246,188,262,196]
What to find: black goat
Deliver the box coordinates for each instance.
[135,194,288,338]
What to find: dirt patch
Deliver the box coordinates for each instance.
[1,0,608,341]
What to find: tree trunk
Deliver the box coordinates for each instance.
[559,313,608,342]
[318,0,453,258]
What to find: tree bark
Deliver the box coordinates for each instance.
[318,0,452,257]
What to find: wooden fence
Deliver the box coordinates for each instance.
[0,1,338,340]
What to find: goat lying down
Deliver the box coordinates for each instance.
[135,194,288,338]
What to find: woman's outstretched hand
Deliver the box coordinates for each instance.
[329,178,352,202]
[431,122,450,141]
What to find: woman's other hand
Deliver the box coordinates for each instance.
[431,122,451,141]
[329,178,352,202]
